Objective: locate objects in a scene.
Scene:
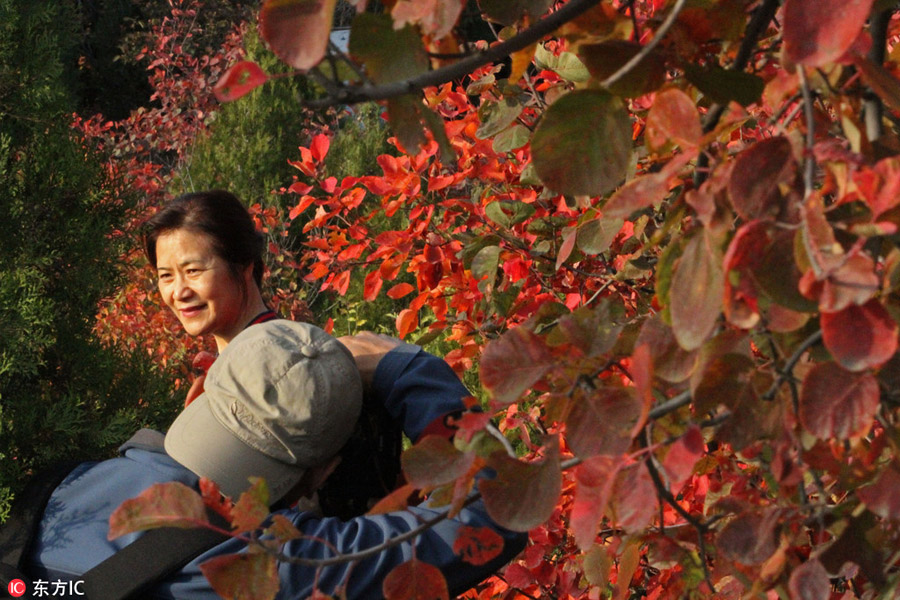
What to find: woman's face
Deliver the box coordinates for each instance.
[155,229,252,349]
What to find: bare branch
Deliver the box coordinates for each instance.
[303,0,603,108]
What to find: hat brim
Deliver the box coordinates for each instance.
[164,394,306,502]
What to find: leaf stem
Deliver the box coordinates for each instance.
[798,67,817,200]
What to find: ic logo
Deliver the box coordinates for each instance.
[7,579,26,598]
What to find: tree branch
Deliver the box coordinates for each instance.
[303,0,603,108]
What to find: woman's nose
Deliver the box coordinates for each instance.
[174,276,193,300]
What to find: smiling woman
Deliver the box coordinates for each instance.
[143,190,272,352]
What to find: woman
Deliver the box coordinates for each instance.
[143,189,276,355]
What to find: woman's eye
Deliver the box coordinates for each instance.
[158,273,173,281]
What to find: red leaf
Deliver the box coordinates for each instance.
[199,477,233,521]
[383,559,449,600]
[821,300,899,371]
[363,270,383,302]
[453,526,505,566]
[401,435,475,489]
[213,61,268,102]
[788,559,831,600]
[108,481,208,540]
[199,552,279,600]
[481,437,562,532]
[611,464,656,533]
[783,0,875,67]
[603,152,694,219]
[727,137,796,221]
[387,282,415,299]
[858,462,900,520]
[645,88,702,151]
[396,308,419,339]
[662,425,704,492]
[565,386,643,458]
[259,0,337,70]
[310,133,330,162]
[333,270,351,296]
[571,456,621,550]
[800,362,879,439]
[480,326,555,406]
[852,155,900,219]
[289,195,316,220]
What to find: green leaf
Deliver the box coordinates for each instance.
[108,482,208,540]
[485,200,535,228]
[492,124,531,153]
[532,90,632,196]
[477,97,524,139]
[349,13,429,84]
[669,229,725,351]
[684,64,764,107]
[200,552,280,600]
[535,45,590,82]
[387,95,427,154]
[471,245,501,289]
[577,216,623,255]
[481,437,561,531]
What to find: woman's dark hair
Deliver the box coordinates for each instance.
[143,190,265,288]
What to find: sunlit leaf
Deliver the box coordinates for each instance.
[481,326,555,406]
[213,61,268,102]
[391,0,465,39]
[535,45,590,83]
[799,362,880,439]
[363,270,383,302]
[231,477,270,534]
[478,0,553,26]
[571,456,621,550]
[481,438,561,531]
[108,481,208,540]
[349,13,429,84]
[821,299,899,371]
[531,90,632,196]
[259,0,338,70]
[396,308,419,339]
[645,88,702,151]
[579,40,666,98]
[453,526,505,566]
[684,64,764,107]
[669,229,725,351]
[402,435,475,489]
[783,0,875,67]
[200,552,279,600]
[383,559,449,600]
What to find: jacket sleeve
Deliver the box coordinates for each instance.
[370,344,468,443]
[271,345,527,600]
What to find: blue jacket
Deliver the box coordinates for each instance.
[26,345,526,599]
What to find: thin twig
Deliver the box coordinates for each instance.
[798,67,817,199]
[648,390,691,420]
[601,0,688,89]
[764,330,823,400]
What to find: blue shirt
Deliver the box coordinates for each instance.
[27,345,526,599]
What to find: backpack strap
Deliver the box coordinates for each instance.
[82,510,231,600]
[0,461,83,588]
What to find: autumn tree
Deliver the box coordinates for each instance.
[112,0,900,599]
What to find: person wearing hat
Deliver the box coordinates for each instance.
[22,320,526,599]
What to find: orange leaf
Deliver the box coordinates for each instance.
[200,552,279,600]
[453,526,505,566]
[396,308,419,339]
[645,88,702,151]
[363,270,383,302]
[383,559,449,600]
[387,282,415,299]
[213,61,268,102]
[259,0,337,70]
[367,483,418,515]
[108,481,208,540]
